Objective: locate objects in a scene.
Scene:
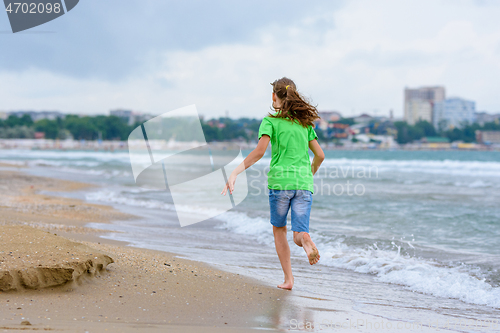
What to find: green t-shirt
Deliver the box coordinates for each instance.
[258,116,318,193]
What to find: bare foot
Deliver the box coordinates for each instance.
[278,280,293,290]
[302,233,320,265]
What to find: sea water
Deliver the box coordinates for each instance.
[1,149,499,331]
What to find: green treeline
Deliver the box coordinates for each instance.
[0,114,498,143]
[201,118,260,142]
[393,120,500,144]
[0,114,136,140]
[0,114,262,141]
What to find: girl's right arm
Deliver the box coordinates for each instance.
[309,139,325,175]
[221,135,270,195]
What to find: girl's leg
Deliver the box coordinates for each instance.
[273,226,294,290]
[291,190,320,265]
[293,232,320,265]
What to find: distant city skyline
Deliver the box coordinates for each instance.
[4,107,500,124]
[1,0,500,118]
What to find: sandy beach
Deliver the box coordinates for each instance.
[0,168,286,332]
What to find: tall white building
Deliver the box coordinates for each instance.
[404,86,445,125]
[406,100,432,125]
[433,98,475,131]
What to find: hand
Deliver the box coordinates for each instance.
[221,173,237,196]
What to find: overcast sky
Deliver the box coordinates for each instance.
[1,0,499,119]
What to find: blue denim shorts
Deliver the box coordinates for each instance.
[269,189,312,233]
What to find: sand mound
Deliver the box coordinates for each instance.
[0,225,113,291]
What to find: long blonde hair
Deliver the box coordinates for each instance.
[269,77,319,127]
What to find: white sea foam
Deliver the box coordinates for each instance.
[316,158,500,178]
[467,180,493,188]
[85,189,229,219]
[86,190,176,211]
[26,159,101,168]
[0,159,26,166]
[254,157,500,182]
[319,242,500,308]
[215,210,500,309]
[0,149,131,162]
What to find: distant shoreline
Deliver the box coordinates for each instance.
[0,138,499,152]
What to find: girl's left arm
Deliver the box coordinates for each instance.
[221,135,270,195]
[309,139,325,175]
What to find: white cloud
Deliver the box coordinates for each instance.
[1,0,499,118]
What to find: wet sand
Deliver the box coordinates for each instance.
[0,169,286,332]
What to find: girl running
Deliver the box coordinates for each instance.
[221,77,325,290]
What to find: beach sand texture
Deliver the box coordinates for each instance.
[0,169,285,332]
[0,225,114,291]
